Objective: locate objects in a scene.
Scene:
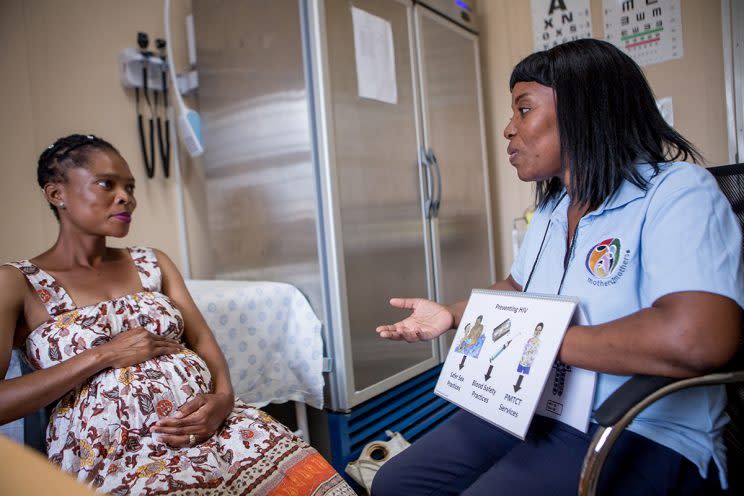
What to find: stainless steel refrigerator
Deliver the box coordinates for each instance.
[193,0,494,412]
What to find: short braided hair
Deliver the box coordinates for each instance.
[37,134,119,218]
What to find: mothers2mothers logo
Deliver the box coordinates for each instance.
[585,237,629,286]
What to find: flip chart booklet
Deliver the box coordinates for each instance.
[434,289,596,439]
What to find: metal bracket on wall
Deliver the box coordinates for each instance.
[119,47,199,95]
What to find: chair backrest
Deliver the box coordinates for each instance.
[709,163,744,492]
[711,163,744,248]
[0,350,50,453]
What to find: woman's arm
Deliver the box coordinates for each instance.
[0,266,182,425]
[153,249,234,445]
[0,266,104,423]
[562,167,744,378]
[560,291,742,378]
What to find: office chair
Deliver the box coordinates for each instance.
[578,162,744,495]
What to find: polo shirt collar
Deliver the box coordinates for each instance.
[549,163,654,222]
[590,162,656,217]
[587,176,647,218]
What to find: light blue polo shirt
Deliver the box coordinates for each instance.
[510,161,744,487]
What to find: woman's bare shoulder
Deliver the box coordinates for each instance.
[148,248,187,294]
[148,247,170,259]
[149,248,177,271]
[0,265,30,309]
[0,263,29,285]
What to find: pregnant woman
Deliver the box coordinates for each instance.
[0,134,353,495]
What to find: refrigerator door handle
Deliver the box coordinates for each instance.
[427,148,442,217]
[421,147,435,219]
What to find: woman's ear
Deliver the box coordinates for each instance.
[43,182,64,209]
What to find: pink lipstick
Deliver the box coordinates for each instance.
[113,213,132,223]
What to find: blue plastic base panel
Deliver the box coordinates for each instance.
[327,365,458,487]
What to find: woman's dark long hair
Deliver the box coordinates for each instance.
[509,38,701,209]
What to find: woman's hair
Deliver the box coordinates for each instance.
[509,38,701,209]
[37,134,119,218]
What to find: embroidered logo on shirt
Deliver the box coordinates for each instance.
[585,238,630,286]
[586,238,621,278]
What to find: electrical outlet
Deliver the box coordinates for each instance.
[656,97,674,127]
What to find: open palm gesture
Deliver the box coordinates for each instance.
[376,298,454,342]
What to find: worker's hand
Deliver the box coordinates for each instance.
[376,298,454,342]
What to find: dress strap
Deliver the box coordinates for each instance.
[5,261,76,316]
[128,247,162,292]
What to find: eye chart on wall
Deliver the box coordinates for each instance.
[603,0,683,66]
[531,0,593,52]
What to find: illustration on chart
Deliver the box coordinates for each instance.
[455,315,486,358]
[489,332,520,363]
[491,318,511,342]
[435,290,593,439]
[517,322,544,375]
[512,322,544,392]
[485,318,519,381]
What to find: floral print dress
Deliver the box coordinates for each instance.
[8,247,353,496]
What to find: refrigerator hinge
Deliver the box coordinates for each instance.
[322,357,333,373]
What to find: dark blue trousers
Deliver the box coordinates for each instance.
[371,410,721,496]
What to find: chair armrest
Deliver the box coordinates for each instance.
[593,375,676,427]
[595,355,744,427]
[581,370,744,496]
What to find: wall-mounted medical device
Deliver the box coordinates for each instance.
[118,44,198,95]
[120,31,175,179]
[118,3,203,161]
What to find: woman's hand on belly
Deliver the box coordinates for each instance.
[151,391,234,447]
[99,327,184,368]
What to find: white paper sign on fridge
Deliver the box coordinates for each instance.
[351,7,397,104]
